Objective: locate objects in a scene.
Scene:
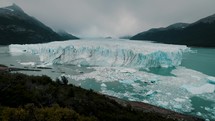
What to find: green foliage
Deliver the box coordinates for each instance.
[1,107,29,121]
[0,104,97,121]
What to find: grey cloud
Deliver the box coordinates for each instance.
[1,0,215,38]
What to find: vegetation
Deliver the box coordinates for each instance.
[0,104,96,121]
[0,72,178,121]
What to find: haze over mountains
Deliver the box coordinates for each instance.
[0,4,215,47]
[130,14,215,47]
[0,4,78,45]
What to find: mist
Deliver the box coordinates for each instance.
[1,0,215,38]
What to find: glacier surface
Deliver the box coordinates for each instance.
[9,39,189,68]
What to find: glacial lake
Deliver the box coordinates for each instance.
[0,39,215,120]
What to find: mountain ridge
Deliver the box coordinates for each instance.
[0,4,78,45]
[130,13,215,47]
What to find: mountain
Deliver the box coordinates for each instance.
[130,14,215,47]
[0,4,78,45]
[57,30,79,40]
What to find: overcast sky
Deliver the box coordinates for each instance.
[1,0,215,38]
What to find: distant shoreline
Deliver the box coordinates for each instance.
[0,64,41,72]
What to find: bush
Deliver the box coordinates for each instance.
[0,104,97,121]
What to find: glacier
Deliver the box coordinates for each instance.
[9,39,189,68]
[6,39,215,120]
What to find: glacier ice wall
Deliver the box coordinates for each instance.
[9,39,189,68]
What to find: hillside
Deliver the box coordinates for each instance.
[0,4,78,45]
[130,14,215,47]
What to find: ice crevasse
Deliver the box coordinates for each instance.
[9,39,190,68]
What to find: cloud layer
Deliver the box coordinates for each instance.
[1,0,215,38]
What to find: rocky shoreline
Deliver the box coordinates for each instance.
[0,64,41,72]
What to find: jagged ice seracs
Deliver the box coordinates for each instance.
[9,39,189,68]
